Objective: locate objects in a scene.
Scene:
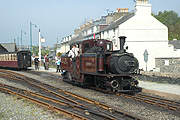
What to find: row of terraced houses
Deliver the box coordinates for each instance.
[58,0,180,72]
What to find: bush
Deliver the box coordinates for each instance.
[57,52,62,57]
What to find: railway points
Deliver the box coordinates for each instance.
[0,69,143,120]
[0,69,180,119]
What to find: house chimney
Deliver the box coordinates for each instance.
[116,8,128,13]
[135,0,152,16]
[136,0,148,4]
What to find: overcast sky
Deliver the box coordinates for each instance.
[0,0,179,47]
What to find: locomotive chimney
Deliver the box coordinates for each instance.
[118,36,126,50]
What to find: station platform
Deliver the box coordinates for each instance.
[139,80,180,95]
[30,65,57,73]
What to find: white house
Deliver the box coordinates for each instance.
[59,17,107,53]
[100,0,179,71]
[58,36,71,53]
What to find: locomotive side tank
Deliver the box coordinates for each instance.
[61,36,141,93]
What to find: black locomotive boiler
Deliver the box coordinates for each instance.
[61,36,141,93]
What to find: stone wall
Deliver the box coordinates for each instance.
[155,58,180,73]
[137,72,180,85]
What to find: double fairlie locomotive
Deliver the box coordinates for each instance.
[61,36,141,93]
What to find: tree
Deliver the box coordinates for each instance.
[41,49,49,56]
[57,52,62,57]
[32,46,39,56]
[32,46,50,56]
[153,10,180,40]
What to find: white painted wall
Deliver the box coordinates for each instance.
[87,29,92,35]
[59,43,70,53]
[117,14,180,70]
[116,9,169,70]
[93,26,98,33]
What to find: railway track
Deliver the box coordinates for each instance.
[0,69,141,120]
[89,86,180,114]
[23,70,180,114]
[0,83,88,120]
[117,93,180,113]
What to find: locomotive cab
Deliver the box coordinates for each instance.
[81,39,113,53]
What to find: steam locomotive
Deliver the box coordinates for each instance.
[61,36,141,93]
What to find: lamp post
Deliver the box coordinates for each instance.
[30,21,37,53]
[17,36,19,47]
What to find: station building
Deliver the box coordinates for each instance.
[59,0,179,71]
[0,43,17,53]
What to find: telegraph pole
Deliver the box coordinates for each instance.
[144,49,149,71]
[21,30,22,48]
[30,21,32,52]
[14,38,16,44]
[17,36,19,46]
[56,37,58,54]
[38,29,41,66]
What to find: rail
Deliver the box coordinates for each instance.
[0,69,142,120]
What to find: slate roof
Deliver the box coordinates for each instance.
[0,44,8,53]
[101,12,135,32]
[73,13,135,42]
[0,43,17,52]
[61,12,135,45]
[169,40,180,49]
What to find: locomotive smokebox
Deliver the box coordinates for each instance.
[119,36,126,50]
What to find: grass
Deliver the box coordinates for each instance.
[0,112,4,119]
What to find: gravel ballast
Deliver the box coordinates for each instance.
[0,69,180,120]
[0,92,66,120]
